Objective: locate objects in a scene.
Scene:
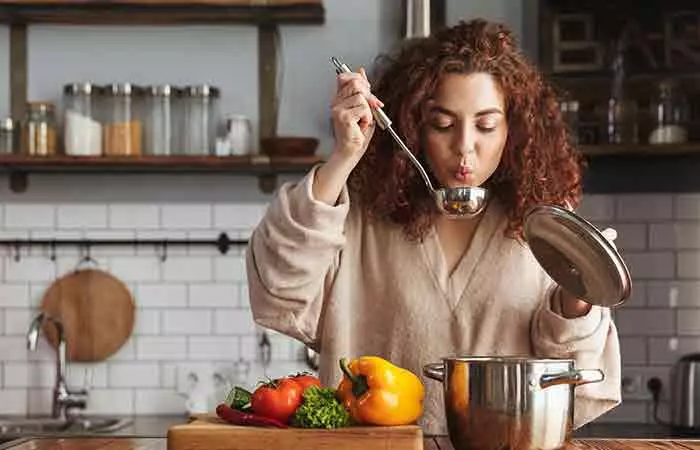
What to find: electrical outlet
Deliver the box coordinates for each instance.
[176,363,215,395]
[621,367,672,402]
[621,375,643,397]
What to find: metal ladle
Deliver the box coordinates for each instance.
[331,56,489,219]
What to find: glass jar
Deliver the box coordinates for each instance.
[22,102,57,156]
[63,82,102,156]
[182,85,220,155]
[0,117,17,154]
[559,98,580,144]
[144,85,181,156]
[102,83,143,157]
[649,78,689,144]
[606,98,638,145]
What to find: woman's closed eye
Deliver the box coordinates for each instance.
[476,118,499,133]
[430,119,454,131]
[477,123,497,133]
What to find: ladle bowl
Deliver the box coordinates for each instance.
[435,186,489,219]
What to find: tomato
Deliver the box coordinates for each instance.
[251,378,303,424]
[290,373,321,393]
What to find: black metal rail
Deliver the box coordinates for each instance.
[0,232,247,261]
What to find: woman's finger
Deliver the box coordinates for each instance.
[335,94,373,128]
[336,71,369,91]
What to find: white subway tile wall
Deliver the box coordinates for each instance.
[0,200,309,417]
[0,193,690,423]
[580,193,700,424]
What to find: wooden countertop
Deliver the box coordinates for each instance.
[3,436,700,450]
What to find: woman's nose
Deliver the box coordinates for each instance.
[455,125,476,157]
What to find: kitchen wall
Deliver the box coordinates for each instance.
[577,193,700,424]
[0,0,677,426]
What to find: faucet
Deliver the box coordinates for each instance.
[27,312,88,420]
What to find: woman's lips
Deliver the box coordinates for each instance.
[454,167,473,182]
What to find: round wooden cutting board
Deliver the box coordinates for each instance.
[41,267,135,362]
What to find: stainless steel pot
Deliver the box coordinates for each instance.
[423,357,604,450]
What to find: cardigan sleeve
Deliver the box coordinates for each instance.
[246,165,350,349]
[530,285,622,428]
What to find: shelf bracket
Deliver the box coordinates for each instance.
[8,171,28,193]
[257,173,277,194]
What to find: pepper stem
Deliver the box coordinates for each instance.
[339,358,369,398]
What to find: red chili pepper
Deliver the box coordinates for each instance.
[216,403,288,429]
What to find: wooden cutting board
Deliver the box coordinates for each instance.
[41,267,135,362]
[167,415,423,450]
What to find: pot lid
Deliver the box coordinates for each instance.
[523,204,631,307]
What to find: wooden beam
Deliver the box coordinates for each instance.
[258,24,278,140]
[9,22,27,122]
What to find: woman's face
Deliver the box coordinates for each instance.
[423,72,508,189]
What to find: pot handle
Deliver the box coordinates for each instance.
[539,369,604,389]
[423,363,444,382]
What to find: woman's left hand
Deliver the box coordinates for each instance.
[558,226,618,318]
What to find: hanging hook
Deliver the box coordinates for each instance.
[76,241,97,270]
[50,240,57,262]
[12,241,21,262]
[159,241,168,262]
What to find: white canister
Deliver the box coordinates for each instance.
[224,115,252,155]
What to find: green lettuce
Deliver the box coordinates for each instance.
[291,386,352,429]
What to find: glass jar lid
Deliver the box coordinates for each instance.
[147,85,181,97]
[26,102,56,114]
[64,82,98,96]
[105,83,143,96]
[183,84,220,98]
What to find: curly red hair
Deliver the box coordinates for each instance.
[348,19,585,240]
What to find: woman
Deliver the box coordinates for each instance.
[245,19,621,434]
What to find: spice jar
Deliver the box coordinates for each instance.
[0,117,17,154]
[649,78,689,144]
[63,82,102,156]
[22,102,57,156]
[144,85,181,156]
[102,83,143,157]
[182,85,220,155]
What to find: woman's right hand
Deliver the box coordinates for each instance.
[330,67,384,161]
[313,67,384,206]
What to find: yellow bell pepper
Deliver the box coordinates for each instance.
[337,356,425,426]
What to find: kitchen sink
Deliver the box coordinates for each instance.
[0,416,132,436]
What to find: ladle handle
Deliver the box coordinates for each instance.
[330,56,436,193]
[385,127,436,193]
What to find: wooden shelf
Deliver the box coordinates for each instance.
[0,1,325,25]
[0,154,323,193]
[580,143,700,156]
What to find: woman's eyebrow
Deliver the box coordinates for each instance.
[428,105,457,117]
[428,105,504,118]
[475,108,504,117]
